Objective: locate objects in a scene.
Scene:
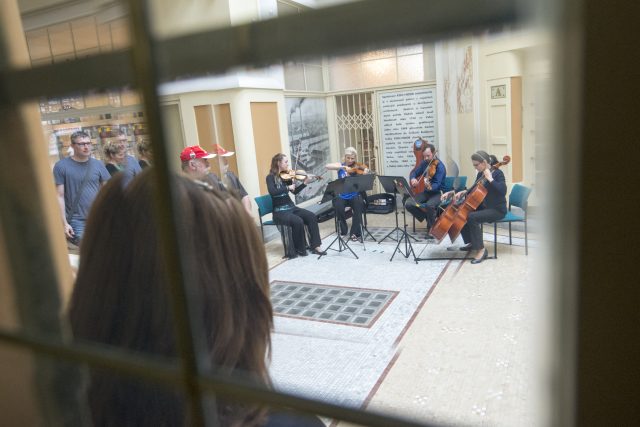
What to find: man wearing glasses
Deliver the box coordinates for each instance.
[53,131,110,245]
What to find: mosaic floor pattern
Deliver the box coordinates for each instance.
[268,236,450,408]
[271,282,396,327]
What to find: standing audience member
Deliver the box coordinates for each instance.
[102,139,126,176]
[68,171,323,427]
[53,131,110,244]
[213,143,252,215]
[116,131,142,185]
[180,145,216,181]
[267,153,326,257]
[136,138,152,169]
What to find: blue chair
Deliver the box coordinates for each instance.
[254,194,294,258]
[490,183,532,257]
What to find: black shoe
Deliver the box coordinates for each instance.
[470,249,488,264]
[297,250,308,257]
[459,243,472,252]
[424,233,435,240]
[311,248,327,256]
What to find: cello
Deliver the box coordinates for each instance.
[429,155,510,243]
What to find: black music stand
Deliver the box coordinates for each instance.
[389,177,419,263]
[320,178,359,259]
[342,173,377,245]
[378,175,419,244]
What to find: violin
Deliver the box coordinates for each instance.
[343,162,368,176]
[279,169,324,184]
[413,158,439,193]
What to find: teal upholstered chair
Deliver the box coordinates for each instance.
[254,194,293,258]
[490,183,533,257]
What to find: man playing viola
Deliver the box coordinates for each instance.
[405,143,446,237]
[325,146,369,242]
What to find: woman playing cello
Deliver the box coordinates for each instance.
[325,146,369,242]
[267,153,326,257]
[442,150,507,264]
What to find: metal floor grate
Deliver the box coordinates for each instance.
[270,281,396,327]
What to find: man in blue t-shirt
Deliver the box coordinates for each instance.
[53,131,110,244]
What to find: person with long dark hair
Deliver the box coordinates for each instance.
[267,153,326,257]
[442,150,507,264]
[68,170,322,426]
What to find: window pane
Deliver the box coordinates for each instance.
[362,57,397,87]
[284,62,306,90]
[397,54,424,83]
[26,29,51,62]
[304,65,324,91]
[329,62,362,91]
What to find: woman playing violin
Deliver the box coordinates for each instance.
[442,150,507,264]
[405,143,446,236]
[325,147,369,241]
[267,153,326,257]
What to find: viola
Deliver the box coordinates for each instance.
[413,158,439,194]
[343,162,368,176]
[429,155,510,243]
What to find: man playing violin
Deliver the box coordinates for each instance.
[405,143,446,237]
[325,147,369,242]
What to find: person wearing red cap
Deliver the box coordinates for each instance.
[180,145,216,181]
[212,144,252,215]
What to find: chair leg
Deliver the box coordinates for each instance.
[524,219,528,255]
[509,222,512,245]
[494,222,498,259]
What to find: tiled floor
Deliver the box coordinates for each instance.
[263,206,542,426]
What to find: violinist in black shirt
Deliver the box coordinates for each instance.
[266,153,326,257]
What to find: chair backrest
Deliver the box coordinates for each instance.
[454,176,467,191]
[509,183,532,211]
[441,176,467,192]
[442,176,456,192]
[254,194,273,217]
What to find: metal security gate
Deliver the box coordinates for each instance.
[335,92,378,175]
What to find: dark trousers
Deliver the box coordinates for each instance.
[333,195,364,237]
[273,207,322,252]
[405,192,441,228]
[460,208,506,250]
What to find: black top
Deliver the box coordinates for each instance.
[105,163,122,176]
[469,168,508,214]
[266,174,306,212]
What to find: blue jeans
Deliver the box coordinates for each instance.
[69,217,86,244]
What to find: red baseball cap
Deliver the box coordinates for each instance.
[179,145,216,162]
[214,144,234,157]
